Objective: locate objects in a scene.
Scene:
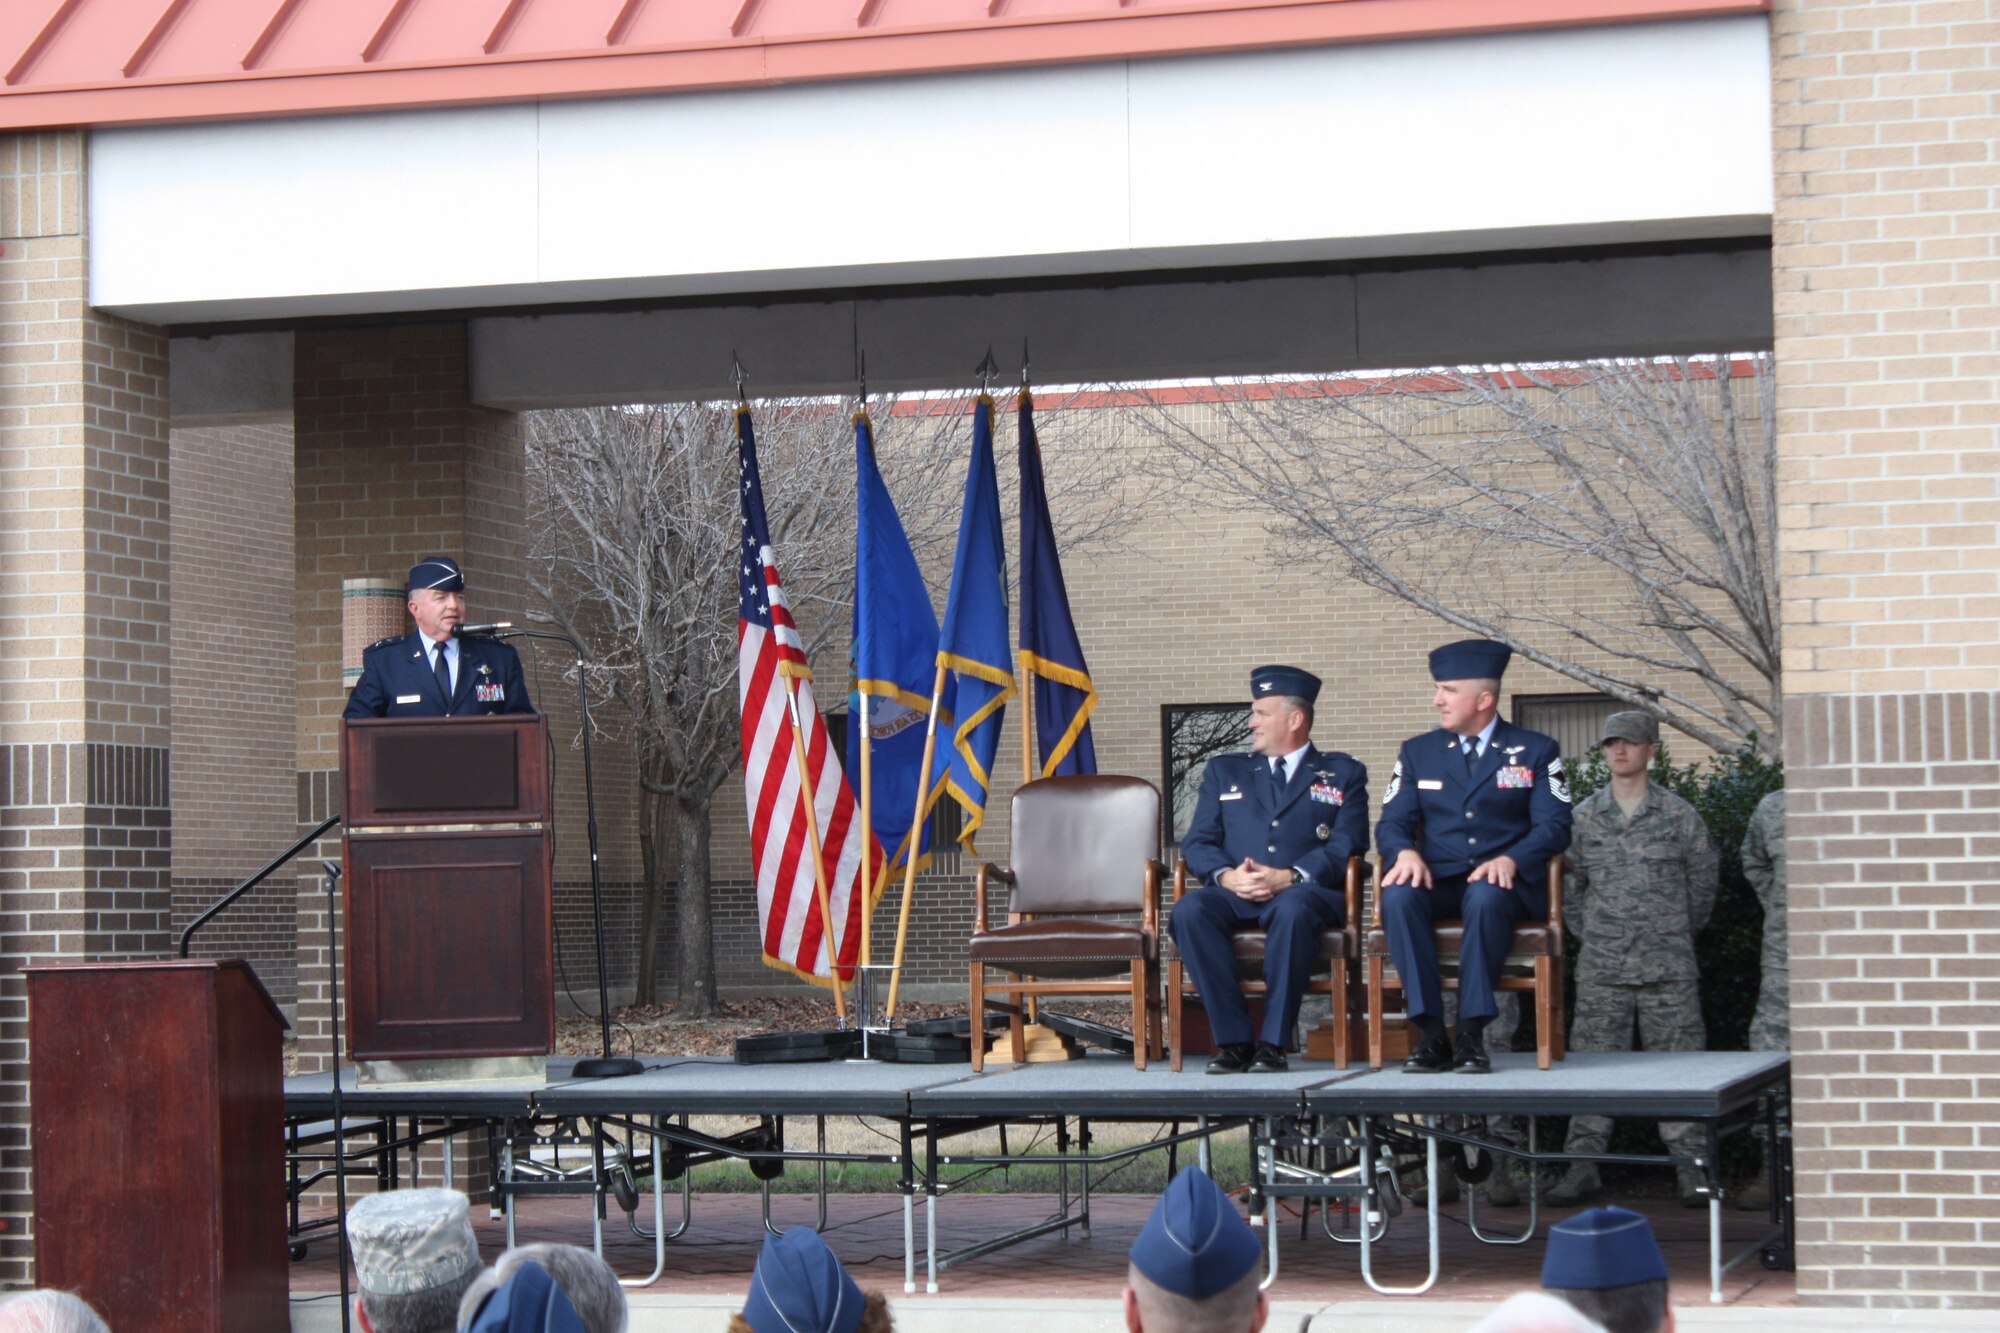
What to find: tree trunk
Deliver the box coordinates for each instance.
[633,770,671,1007]
[672,792,721,1018]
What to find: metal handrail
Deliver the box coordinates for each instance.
[178,815,341,957]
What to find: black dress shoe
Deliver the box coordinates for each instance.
[1206,1043,1254,1075]
[1402,1034,1453,1074]
[1452,1028,1492,1074]
[1248,1042,1289,1073]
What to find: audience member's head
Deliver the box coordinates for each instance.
[346,1187,482,1333]
[1123,1165,1266,1333]
[0,1290,111,1333]
[729,1226,893,1333]
[1468,1291,1609,1333]
[1540,1205,1673,1333]
[457,1244,628,1333]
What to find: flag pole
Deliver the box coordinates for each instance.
[779,672,848,1022]
[1017,359,1035,787]
[857,691,873,969]
[886,662,948,1015]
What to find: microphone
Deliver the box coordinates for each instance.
[452,622,514,637]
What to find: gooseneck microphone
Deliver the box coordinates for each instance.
[452,622,514,637]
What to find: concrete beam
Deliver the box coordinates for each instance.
[168,331,293,420]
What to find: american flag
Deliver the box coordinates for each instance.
[736,406,879,984]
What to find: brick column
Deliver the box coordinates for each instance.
[1773,1,2000,1308]
[0,130,172,1282]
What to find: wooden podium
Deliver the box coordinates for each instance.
[341,714,554,1069]
[27,960,288,1333]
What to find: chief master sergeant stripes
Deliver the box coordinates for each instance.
[1376,639,1571,1075]
[1173,665,1369,1074]
[343,556,536,719]
[1545,710,1718,1208]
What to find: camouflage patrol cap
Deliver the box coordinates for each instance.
[1599,711,1660,747]
[345,1187,480,1297]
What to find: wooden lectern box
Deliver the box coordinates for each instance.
[341,714,554,1066]
[27,960,288,1333]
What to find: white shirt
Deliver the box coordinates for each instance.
[1270,742,1310,784]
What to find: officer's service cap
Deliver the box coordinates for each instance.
[743,1227,863,1333]
[408,555,465,593]
[1599,711,1661,747]
[345,1187,480,1298]
[1250,664,1320,704]
[1428,639,1512,682]
[1129,1165,1261,1299]
[1540,1205,1670,1291]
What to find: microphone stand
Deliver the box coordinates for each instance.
[461,624,640,1078]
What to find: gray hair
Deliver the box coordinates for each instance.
[0,1290,111,1333]
[458,1244,628,1333]
[1125,1261,1264,1333]
[1468,1291,1609,1333]
[360,1281,471,1333]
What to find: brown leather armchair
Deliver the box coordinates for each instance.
[968,775,1163,1071]
[1364,854,1568,1070]
[1166,856,1366,1071]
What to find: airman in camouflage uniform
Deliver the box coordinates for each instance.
[1547,712,1718,1208]
[1736,788,1787,1209]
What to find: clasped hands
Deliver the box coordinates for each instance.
[1380,849,1520,890]
[1218,859,1297,902]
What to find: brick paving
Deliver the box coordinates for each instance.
[292,1186,1794,1308]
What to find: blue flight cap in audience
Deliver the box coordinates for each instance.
[462,1259,586,1333]
[1428,638,1513,682]
[1541,1205,1670,1290]
[1129,1165,1261,1299]
[1250,664,1321,704]
[408,555,465,593]
[743,1227,864,1333]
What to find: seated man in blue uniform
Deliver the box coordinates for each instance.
[1173,665,1369,1074]
[1377,639,1571,1074]
[343,556,536,719]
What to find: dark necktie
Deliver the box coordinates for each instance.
[1461,737,1478,772]
[433,642,453,709]
[1270,757,1286,792]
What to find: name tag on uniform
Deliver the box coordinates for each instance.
[395,694,422,704]
[1497,765,1534,789]
[1219,790,1243,801]
[1417,779,1444,791]
[1310,782,1343,806]
[475,682,506,704]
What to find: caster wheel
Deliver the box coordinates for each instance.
[1759,1248,1784,1271]
[289,1243,308,1261]
[609,1158,639,1214]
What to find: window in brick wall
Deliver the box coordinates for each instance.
[1510,692,1623,763]
[1160,702,1253,858]
[826,712,962,875]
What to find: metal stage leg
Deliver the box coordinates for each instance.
[760,1116,830,1237]
[901,1120,917,1296]
[1465,1116,1540,1245]
[1078,1118,1092,1239]
[502,1124,518,1249]
[622,1114,693,1246]
[1359,1117,1441,1296]
[612,1118,667,1288]
[926,1122,939,1294]
[1707,1118,1723,1304]
[1198,1115,1212,1173]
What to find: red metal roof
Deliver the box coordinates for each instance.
[0,0,1769,130]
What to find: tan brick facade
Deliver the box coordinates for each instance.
[1773,0,2000,1307]
[0,129,172,1282]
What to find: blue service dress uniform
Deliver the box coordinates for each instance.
[1172,746,1370,1049]
[1374,721,1571,1023]
[342,632,535,718]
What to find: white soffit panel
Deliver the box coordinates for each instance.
[89,16,1771,322]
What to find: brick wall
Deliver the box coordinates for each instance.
[169,417,298,1006]
[1773,0,2000,1308]
[0,129,172,1283]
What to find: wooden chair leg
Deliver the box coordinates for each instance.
[1534,957,1553,1071]
[1367,956,1385,1069]
[970,963,986,1072]
[1168,959,1185,1072]
[1148,962,1164,1060]
[1551,960,1568,1062]
[1131,961,1149,1071]
[1008,981,1027,1065]
[1331,965,1350,1070]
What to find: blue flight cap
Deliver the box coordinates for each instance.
[743,1227,863,1333]
[1129,1165,1261,1299]
[408,555,465,593]
[462,1260,586,1333]
[1250,664,1321,704]
[1428,638,1512,682]
[1540,1206,1670,1291]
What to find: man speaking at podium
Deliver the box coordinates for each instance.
[343,556,536,719]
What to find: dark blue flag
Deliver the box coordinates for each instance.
[1017,389,1098,776]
